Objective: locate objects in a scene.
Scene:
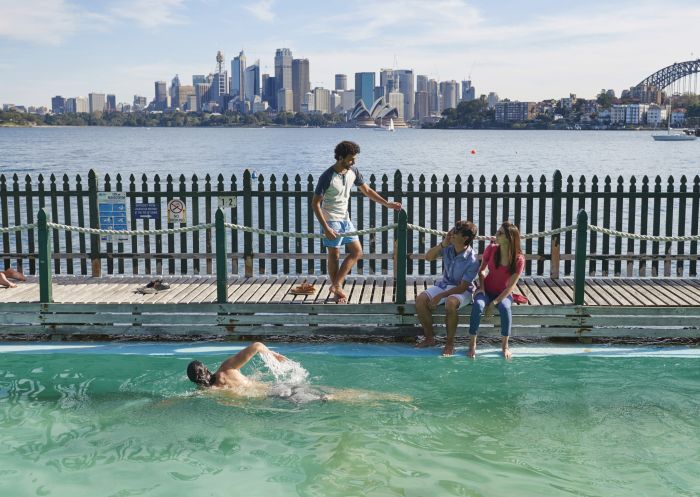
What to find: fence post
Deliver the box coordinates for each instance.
[395,210,407,304]
[215,208,228,303]
[574,209,588,306]
[38,209,53,303]
[243,170,253,277]
[88,169,101,277]
[551,170,562,279]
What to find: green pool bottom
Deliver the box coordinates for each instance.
[1,344,698,497]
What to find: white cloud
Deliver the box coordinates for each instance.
[244,0,275,22]
[0,0,83,45]
[109,0,188,28]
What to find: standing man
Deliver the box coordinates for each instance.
[415,220,480,356]
[313,141,402,303]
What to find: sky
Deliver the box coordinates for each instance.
[1,0,699,107]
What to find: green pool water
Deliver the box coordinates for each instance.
[1,343,698,497]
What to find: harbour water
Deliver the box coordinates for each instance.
[1,127,698,181]
[1,343,699,497]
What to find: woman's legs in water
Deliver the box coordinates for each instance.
[468,292,489,357]
[496,296,513,359]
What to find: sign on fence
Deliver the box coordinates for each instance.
[134,202,160,220]
[167,198,186,224]
[98,192,128,242]
[217,196,237,209]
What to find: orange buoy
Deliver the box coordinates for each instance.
[470,149,476,155]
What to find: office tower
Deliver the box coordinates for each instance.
[440,81,459,110]
[414,91,429,121]
[65,98,76,113]
[274,48,293,110]
[106,94,116,112]
[88,93,106,113]
[231,50,246,98]
[75,97,89,113]
[277,88,293,112]
[416,75,429,92]
[340,90,355,113]
[192,75,206,86]
[330,92,341,113]
[302,91,314,113]
[462,80,475,101]
[428,79,439,114]
[355,72,375,108]
[177,85,195,110]
[186,95,198,112]
[313,88,331,114]
[388,90,404,118]
[374,86,385,102]
[154,81,167,110]
[335,74,347,91]
[380,69,395,94]
[51,96,65,114]
[244,61,260,102]
[262,75,276,109]
[133,95,147,110]
[211,51,229,106]
[195,83,211,111]
[487,92,499,109]
[170,74,181,107]
[395,69,415,120]
[292,58,310,113]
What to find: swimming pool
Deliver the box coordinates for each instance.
[1,343,698,496]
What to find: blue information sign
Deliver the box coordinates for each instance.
[134,202,160,220]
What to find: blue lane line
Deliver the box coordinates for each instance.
[0,342,698,358]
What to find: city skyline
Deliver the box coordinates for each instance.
[1,0,699,106]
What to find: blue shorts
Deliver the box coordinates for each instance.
[321,220,359,248]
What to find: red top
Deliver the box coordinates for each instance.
[481,244,525,296]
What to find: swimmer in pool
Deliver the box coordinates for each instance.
[186,342,411,404]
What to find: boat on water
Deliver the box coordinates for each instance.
[652,98,697,141]
[374,117,396,132]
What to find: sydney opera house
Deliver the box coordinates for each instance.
[350,97,407,128]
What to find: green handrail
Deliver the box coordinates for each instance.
[38,209,52,303]
[574,209,589,305]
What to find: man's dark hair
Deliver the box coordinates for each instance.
[454,220,478,246]
[334,141,361,160]
[186,360,212,387]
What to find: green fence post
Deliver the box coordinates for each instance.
[38,208,53,303]
[215,208,228,303]
[574,209,588,306]
[88,169,101,277]
[243,170,253,277]
[396,210,408,304]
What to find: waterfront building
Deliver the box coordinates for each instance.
[177,85,195,110]
[302,91,314,113]
[231,50,246,98]
[388,90,404,118]
[169,74,180,109]
[380,69,396,95]
[192,75,206,86]
[244,62,260,102]
[330,92,341,113]
[274,48,293,110]
[335,74,347,91]
[186,95,198,112]
[75,96,88,113]
[154,81,167,110]
[51,96,65,114]
[671,109,687,126]
[339,89,355,113]
[355,72,375,109]
[646,105,667,126]
[133,95,147,110]
[494,101,536,122]
[292,58,310,113]
[263,75,276,110]
[610,104,627,124]
[416,75,429,92]
[65,98,76,113]
[487,92,499,109]
[195,83,211,112]
[414,90,429,121]
[252,99,268,113]
[428,79,439,114]
[439,80,459,110]
[462,80,475,101]
[106,94,116,112]
[88,93,106,114]
[314,87,331,114]
[277,88,293,112]
[625,104,648,125]
[395,70,415,121]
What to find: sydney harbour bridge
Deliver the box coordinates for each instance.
[631,58,699,102]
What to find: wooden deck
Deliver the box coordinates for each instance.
[1,276,699,338]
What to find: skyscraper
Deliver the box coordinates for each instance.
[395,70,415,121]
[231,50,246,98]
[416,75,429,93]
[274,48,293,110]
[380,69,395,95]
[244,62,260,102]
[292,58,310,113]
[154,81,167,110]
[428,79,439,114]
[75,96,88,113]
[335,74,347,91]
[170,74,180,108]
[88,93,106,113]
[414,91,429,121]
[106,94,116,112]
[440,81,459,110]
[65,98,76,113]
[263,75,277,110]
[51,96,65,114]
[355,72,375,109]
[462,80,475,101]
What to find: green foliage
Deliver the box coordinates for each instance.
[596,91,614,108]
[429,97,494,129]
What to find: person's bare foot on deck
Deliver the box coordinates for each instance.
[415,337,436,348]
[502,347,512,360]
[441,342,455,356]
[329,285,347,304]
[4,268,25,281]
[0,273,17,288]
[467,346,477,358]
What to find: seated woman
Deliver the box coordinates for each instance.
[0,268,25,288]
[415,220,479,356]
[468,221,524,359]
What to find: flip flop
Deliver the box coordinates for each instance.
[290,282,316,295]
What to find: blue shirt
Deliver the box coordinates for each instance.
[435,245,479,290]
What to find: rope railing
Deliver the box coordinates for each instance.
[588,225,700,242]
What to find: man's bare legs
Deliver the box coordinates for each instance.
[415,292,436,347]
[0,272,17,288]
[4,268,25,281]
[442,297,460,356]
[327,241,362,303]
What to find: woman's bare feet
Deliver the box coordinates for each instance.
[441,341,455,356]
[329,285,347,304]
[502,348,512,360]
[467,345,477,358]
[0,273,17,288]
[415,337,436,348]
[4,268,26,281]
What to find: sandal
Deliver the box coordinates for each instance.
[290,282,316,295]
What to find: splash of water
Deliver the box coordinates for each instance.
[259,351,309,385]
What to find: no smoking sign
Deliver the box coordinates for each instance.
[167,198,186,224]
